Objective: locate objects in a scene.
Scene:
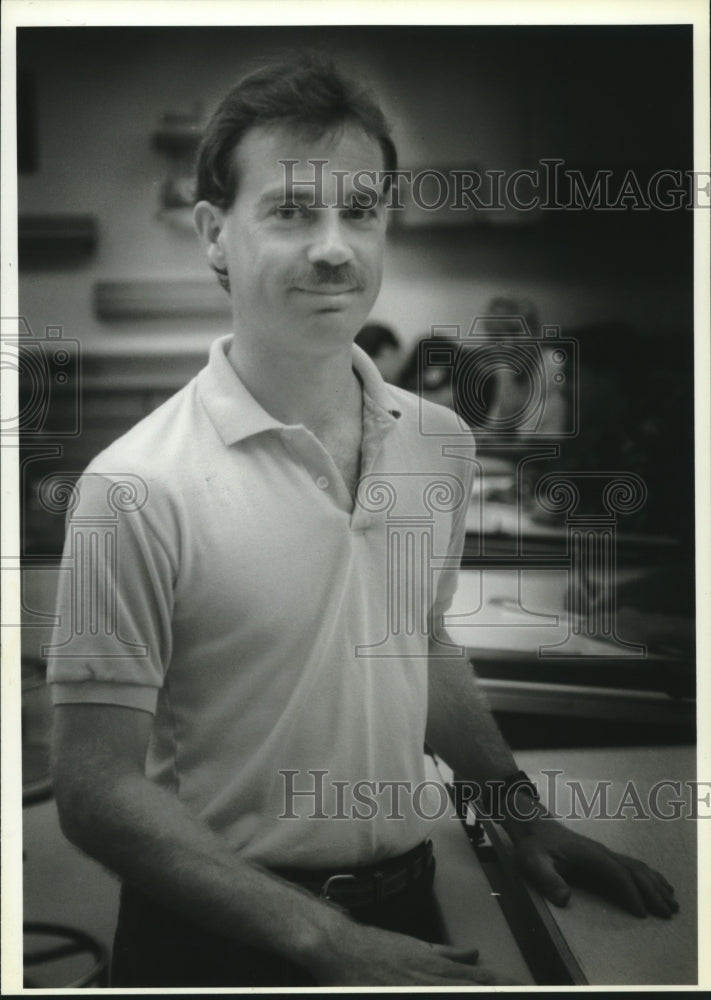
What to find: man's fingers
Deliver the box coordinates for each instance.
[586,849,679,918]
[649,866,679,912]
[429,946,522,985]
[574,849,648,917]
[630,860,678,909]
[348,927,513,987]
[435,944,480,964]
[613,851,678,904]
[656,871,677,898]
[514,830,678,920]
[443,962,521,986]
[630,866,678,918]
[465,966,521,986]
[516,844,572,907]
[422,949,516,986]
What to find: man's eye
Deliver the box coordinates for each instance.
[274,205,304,220]
[345,204,378,220]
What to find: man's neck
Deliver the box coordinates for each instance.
[226,333,362,439]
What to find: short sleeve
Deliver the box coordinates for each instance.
[46,471,176,713]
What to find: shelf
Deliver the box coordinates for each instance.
[94,279,230,321]
[19,215,97,269]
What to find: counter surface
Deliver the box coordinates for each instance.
[431,745,698,985]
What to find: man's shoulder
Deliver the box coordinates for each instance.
[84,378,205,484]
[386,384,476,442]
[384,386,476,504]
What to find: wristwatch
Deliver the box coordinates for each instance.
[500,769,540,801]
[485,769,540,822]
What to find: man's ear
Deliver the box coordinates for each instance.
[193,201,228,273]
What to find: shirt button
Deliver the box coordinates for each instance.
[316,476,329,490]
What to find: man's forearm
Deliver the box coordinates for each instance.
[426,648,545,838]
[51,704,524,986]
[426,648,517,782]
[57,765,525,985]
[56,768,348,975]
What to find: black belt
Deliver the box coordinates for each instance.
[271,839,434,908]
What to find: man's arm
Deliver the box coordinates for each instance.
[51,701,515,986]
[425,646,678,919]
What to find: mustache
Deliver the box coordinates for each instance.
[294,263,362,288]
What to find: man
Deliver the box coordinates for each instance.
[48,57,677,988]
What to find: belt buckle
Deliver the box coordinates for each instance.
[320,873,357,902]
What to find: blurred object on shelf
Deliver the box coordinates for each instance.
[355,323,403,382]
[151,104,204,225]
[19,216,97,270]
[559,323,695,546]
[479,296,567,442]
[94,279,229,321]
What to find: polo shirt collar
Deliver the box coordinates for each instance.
[351,343,403,424]
[198,334,402,447]
[197,335,283,446]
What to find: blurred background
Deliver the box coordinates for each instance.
[14,23,696,987]
[16,25,695,555]
[17,25,693,347]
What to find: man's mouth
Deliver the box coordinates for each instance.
[294,287,359,295]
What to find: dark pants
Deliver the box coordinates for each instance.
[111,859,443,987]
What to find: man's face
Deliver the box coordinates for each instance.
[213,123,388,357]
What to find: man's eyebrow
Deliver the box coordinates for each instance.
[258,185,387,210]
[258,186,317,207]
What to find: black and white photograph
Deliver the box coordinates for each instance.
[2,0,709,990]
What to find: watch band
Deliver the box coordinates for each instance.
[500,769,540,801]
[484,769,540,822]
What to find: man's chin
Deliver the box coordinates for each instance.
[296,310,366,348]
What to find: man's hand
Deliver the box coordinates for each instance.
[311,921,520,986]
[511,816,679,919]
[425,649,679,922]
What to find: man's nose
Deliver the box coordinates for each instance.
[306,212,354,267]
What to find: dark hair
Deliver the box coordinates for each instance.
[195,54,398,209]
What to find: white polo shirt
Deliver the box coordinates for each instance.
[48,335,475,868]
